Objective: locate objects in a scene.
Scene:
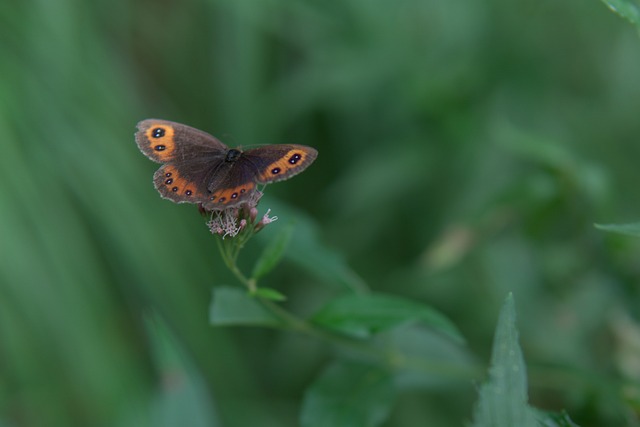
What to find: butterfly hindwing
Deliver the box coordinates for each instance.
[153,164,212,205]
[203,159,259,210]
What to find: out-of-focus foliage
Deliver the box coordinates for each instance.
[1,0,640,426]
[601,0,640,27]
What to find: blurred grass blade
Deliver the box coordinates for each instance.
[471,293,538,427]
[210,286,282,327]
[144,316,221,427]
[310,293,464,344]
[601,0,640,27]
[595,222,640,237]
[252,224,293,280]
[300,361,394,427]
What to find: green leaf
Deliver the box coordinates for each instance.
[471,293,538,427]
[251,287,287,301]
[535,410,581,427]
[252,224,293,280]
[595,222,640,237]
[310,293,464,344]
[600,0,640,27]
[209,286,282,327]
[300,361,394,427]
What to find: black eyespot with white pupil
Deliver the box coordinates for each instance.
[289,153,302,164]
[165,178,173,184]
[152,128,165,138]
[231,193,238,199]
[185,190,192,196]
[165,172,172,177]
[154,145,166,151]
[271,167,281,175]
[172,187,178,192]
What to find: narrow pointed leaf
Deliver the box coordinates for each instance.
[252,287,287,301]
[257,202,367,292]
[252,224,293,280]
[311,293,463,344]
[600,0,640,27]
[595,222,640,238]
[471,293,538,427]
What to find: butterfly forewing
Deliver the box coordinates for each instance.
[243,144,318,184]
[136,119,227,162]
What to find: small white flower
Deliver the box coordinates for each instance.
[207,209,242,238]
[205,190,280,238]
[261,209,278,225]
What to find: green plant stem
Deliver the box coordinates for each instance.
[214,236,480,382]
[216,237,255,293]
[217,238,331,331]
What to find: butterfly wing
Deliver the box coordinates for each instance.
[201,144,318,210]
[136,120,318,211]
[201,161,259,210]
[242,144,318,184]
[136,119,228,205]
[135,119,227,163]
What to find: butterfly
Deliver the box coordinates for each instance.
[135,119,318,211]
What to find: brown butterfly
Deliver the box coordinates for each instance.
[135,119,318,211]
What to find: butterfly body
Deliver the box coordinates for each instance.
[135,119,317,210]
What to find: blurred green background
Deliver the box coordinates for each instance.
[2,0,640,426]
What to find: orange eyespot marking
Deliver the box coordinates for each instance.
[145,124,176,161]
